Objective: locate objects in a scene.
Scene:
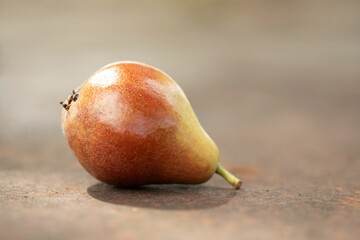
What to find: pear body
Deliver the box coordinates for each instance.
[61,62,219,186]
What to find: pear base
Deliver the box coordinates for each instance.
[216,164,242,190]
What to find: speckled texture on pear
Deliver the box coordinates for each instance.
[61,62,219,186]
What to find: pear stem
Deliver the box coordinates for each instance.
[216,164,242,190]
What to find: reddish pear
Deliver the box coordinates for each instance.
[61,62,241,189]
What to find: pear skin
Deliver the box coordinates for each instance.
[61,61,241,189]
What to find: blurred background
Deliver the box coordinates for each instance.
[1,0,359,175]
[1,0,359,239]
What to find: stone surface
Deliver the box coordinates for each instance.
[0,1,359,239]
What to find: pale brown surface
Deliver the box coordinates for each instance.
[0,1,360,240]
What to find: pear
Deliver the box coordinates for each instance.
[61,61,241,189]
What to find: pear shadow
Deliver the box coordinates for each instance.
[87,183,239,210]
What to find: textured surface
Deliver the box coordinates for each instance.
[1,0,360,240]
